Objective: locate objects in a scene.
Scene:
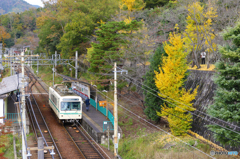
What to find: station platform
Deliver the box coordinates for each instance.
[81,102,114,144]
[82,103,108,132]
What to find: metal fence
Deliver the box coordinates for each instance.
[90,98,114,127]
[6,113,19,123]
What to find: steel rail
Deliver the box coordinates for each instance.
[25,68,63,159]
[75,121,105,159]
[63,126,87,159]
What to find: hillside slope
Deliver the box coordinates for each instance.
[0,0,39,15]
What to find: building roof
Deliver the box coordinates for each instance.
[0,94,8,99]
[14,51,21,54]
[0,74,27,95]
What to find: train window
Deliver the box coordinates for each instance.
[51,94,57,105]
[61,102,81,111]
[61,102,71,111]
[72,102,80,110]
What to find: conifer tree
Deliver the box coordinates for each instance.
[142,45,167,122]
[88,20,141,75]
[155,28,198,136]
[207,21,240,147]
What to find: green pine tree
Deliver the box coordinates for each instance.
[207,21,240,147]
[144,0,169,9]
[88,20,142,75]
[142,45,167,122]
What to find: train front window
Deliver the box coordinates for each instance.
[61,102,81,111]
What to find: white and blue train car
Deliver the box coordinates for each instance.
[49,84,82,123]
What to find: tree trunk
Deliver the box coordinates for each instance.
[207,52,210,69]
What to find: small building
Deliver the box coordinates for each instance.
[0,94,8,124]
[0,74,29,134]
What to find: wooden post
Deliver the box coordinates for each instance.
[106,94,108,119]
[107,126,110,150]
[13,136,17,159]
[95,94,97,110]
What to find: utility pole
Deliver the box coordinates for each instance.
[53,51,57,86]
[31,51,32,69]
[107,126,110,151]
[7,50,39,159]
[113,62,127,158]
[75,51,78,79]
[21,51,26,159]
[114,62,118,158]
[55,51,57,74]
[10,56,12,75]
[37,56,39,75]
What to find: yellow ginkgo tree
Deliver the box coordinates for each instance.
[155,28,198,136]
[184,1,217,69]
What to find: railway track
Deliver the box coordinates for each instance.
[64,122,105,159]
[25,67,110,159]
[26,67,62,159]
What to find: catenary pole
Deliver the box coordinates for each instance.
[114,62,118,158]
[21,51,27,159]
[75,51,78,79]
[37,56,39,75]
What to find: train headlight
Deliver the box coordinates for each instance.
[61,115,63,117]
[79,115,81,117]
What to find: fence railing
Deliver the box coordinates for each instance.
[6,113,19,123]
[90,98,114,127]
[103,121,114,132]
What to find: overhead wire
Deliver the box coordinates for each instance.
[117,90,240,146]
[120,68,240,131]
[121,70,240,130]
[116,91,240,154]
[120,73,240,136]
[95,88,214,159]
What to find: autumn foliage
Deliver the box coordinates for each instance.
[184,1,217,68]
[155,28,198,136]
[0,119,13,159]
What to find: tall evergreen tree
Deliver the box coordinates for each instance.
[142,45,166,122]
[144,0,169,9]
[207,21,240,147]
[88,20,142,75]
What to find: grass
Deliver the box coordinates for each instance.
[2,134,21,158]
[32,65,63,86]
[30,63,235,159]
[117,131,234,159]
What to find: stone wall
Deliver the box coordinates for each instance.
[185,70,216,111]
[185,70,239,151]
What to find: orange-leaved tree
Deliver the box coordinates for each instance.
[0,26,10,52]
[0,119,13,159]
[155,27,198,136]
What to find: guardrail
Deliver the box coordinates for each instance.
[6,113,19,123]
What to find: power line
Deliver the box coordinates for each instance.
[120,74,240,136]
[95,88,214,159]
[117,89,240,146]
[119,68,240,131]
[117,91,240,151]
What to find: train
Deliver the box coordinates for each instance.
[49,84,83,123]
